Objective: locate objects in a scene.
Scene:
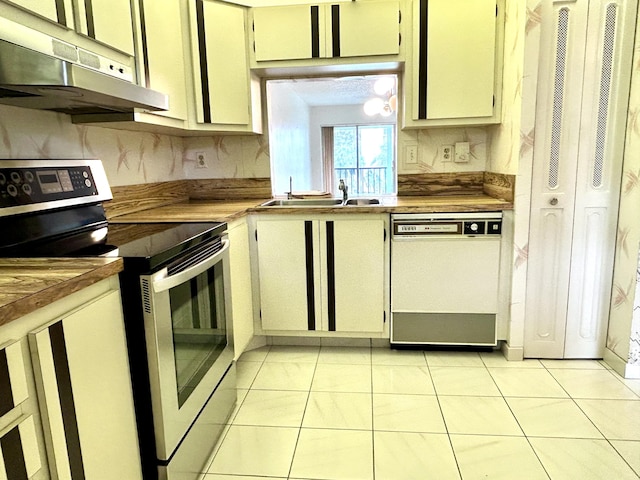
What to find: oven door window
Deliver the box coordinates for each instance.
[168,262,227,407]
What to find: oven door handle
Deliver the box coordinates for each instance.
[152,238,229,293]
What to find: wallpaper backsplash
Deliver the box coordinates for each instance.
[0,105,184,186]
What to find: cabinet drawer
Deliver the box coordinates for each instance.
[0,415,42,478]
[0,340,29,417]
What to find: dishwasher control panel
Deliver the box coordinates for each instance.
[392,212,502,237]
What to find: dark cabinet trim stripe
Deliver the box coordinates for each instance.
[418,0,429,119]
[305,221,316,330]
[55,0,67,26]
[326,221,336,331]
[138,0,151,88]
[331,5,341,57]
[0,349,13,417]
[84,0,95,39]
[310,6,320,58]
[195,0,212,123]
[49,322,86,480]
[1,425,28,480]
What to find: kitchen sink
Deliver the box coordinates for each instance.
[344,198,381,206]
[260,198,344,207]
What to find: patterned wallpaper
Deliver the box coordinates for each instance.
[607,6,640,369]
[0,105,184,186]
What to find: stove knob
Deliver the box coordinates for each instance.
[0,173,5,185]
[10,171,21,184]
[24,171,34,183]
[22,183,32,195]
[470,223,479,232]
[7,184,18,197]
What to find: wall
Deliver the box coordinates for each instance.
[0,105,184,187]
[606,7,640,374]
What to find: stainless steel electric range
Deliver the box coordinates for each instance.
[0,159,236,480]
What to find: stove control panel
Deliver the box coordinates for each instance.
[0,166,98,206]
[0,160,112,217]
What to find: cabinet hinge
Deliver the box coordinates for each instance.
[398,33,401,47]
[384,311,386,323]
[259,309,262,319]
[398,9,401,23]
[255,229,258,241]
[384,228,387,242]
[493,95,495,107]
[496,4,498,17]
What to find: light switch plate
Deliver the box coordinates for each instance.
[405,144,418,164]
[454,142,470,163]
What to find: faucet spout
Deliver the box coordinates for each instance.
[287,176,293,199]
[338,179,348,203]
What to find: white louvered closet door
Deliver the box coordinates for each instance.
[524,0,637,358]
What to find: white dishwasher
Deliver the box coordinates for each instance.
[390,212,502,347]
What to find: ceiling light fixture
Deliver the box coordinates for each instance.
[364,76,397,117]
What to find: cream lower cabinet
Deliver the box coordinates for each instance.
[27,278,142,480]
[254,215,388,335]
[228,218,255,357]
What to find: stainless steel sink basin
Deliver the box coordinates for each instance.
[344,198,381,206]
[261,198,344,207]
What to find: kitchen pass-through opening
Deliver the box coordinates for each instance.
[266,74,398,197]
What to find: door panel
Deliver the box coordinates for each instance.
[525,0,635,358]
[257,220,315,331]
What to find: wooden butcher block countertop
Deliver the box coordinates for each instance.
[109,195,512,223]
[0,257,123,327]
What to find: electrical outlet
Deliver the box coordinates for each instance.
[196,152,208,169]
[405,144,418,164]
[441,145,454,162]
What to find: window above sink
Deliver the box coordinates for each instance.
[266,74,398,199]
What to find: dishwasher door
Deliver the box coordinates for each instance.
[390,214,501,347]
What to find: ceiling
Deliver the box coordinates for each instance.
[268,75,397,107]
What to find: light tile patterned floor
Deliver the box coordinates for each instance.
[203,346,640,480]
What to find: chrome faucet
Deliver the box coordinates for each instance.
[287,176,293,199]
[338,179,348,203]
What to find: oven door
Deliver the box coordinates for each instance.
[140,235,234,461]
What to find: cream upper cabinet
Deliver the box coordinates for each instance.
[1,0,63,23]
[251,1,401,62]
[139,0,189,122]
[189,0,262,132]
[0,0,135,56]
[74,0,135,55]
[404,0,503,127]
[252,4,319,61]
[254,215,388,335]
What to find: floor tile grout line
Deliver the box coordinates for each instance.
[423,349,464,480]
[370,344,376,480]
[286,352,319,480]
[204,347,273,475]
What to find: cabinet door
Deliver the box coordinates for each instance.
[335,1,400,58]
[252,5,324,61]
[3,0,64,23]
[195,0,251,125]
[30,291,142,480]
[256,220,320,331]
[140,0,188,121]
[329,219,385,332]
[414,0,496,120]
[75,0,135,54]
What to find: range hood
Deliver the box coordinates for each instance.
[0,34,168,116]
